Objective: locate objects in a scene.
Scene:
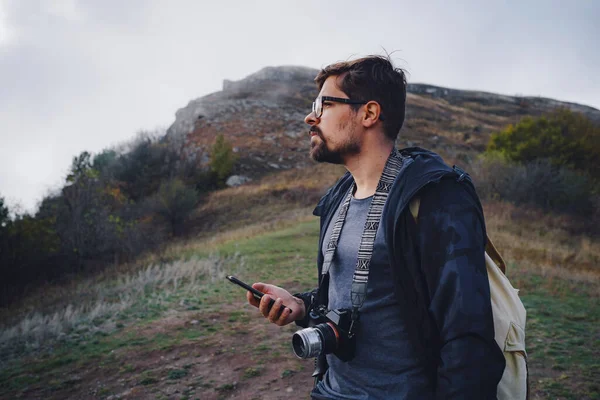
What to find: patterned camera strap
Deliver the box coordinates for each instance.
[322,148,404,311]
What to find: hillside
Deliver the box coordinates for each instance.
[165,65,600,180]
[0,202,598,399]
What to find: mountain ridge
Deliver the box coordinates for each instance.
[165,65,600,181]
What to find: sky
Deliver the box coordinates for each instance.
[0,0,598,213]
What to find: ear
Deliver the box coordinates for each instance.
[361,101,383,128]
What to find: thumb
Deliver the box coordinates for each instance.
[252,282,268,293]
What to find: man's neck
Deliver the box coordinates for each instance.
[345,141,395,199]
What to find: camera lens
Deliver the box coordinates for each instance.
[292,328,322,358]
[292,322,339,359]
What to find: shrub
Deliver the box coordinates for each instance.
[112,136,179,201]
[209,134,237,186]
[471,154,597,216]
[487,108,600,182]
[147,178,200,237]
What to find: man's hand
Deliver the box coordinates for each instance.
[246,283,306,326]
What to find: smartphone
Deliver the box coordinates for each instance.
[226,275,282,312]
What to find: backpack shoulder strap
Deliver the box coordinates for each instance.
[485,236,506,274]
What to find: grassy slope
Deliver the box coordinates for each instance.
[1,208,599,399]
[1,160,599,399]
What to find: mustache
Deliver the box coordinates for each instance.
[309,127,322,136]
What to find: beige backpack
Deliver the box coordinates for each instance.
[410,198,528,400]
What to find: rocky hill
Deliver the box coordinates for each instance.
[166,66,600,181]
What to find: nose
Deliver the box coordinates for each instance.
[304,111,319,126]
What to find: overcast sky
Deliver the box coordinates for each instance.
[1,0,598,213]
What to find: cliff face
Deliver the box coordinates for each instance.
[165,66,318,177]
[166,66,317,140]
[165,66,600,180]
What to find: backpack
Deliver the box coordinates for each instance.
[409,197,529,400]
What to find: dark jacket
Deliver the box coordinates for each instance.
[296,147,505,399]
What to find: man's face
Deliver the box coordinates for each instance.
[304,76,361,164]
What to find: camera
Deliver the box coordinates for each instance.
[291,306,357,362]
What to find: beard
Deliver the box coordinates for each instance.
[309,127,360,164]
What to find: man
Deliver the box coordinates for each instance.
[246,55,505,399]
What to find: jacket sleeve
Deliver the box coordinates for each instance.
[416,179,505,399]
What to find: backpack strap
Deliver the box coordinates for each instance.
[485,236,506,274]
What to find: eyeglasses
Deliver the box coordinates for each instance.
[312,96,384,120]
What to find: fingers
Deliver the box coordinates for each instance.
[246,290,260,307]
[268,298,293,326]
[267,297,284,323]
[245,282,293,326]
[258,293,274,317]
[259,296,292,326]
[278,307,293,326]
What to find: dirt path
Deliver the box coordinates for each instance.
[10,307,315,399]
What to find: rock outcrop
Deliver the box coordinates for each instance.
[164,65,600,182]
[166,66,318,140]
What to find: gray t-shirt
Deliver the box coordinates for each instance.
[312,195,433,399]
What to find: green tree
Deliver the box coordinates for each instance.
[209,134,237,186]
[67,151,98,183]
[60,151,121,269]
[487,108,600,181]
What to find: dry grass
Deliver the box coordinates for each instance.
[199,162,344,211]
[185,163,345,242]
[0,255,242,366]
[484,201,600,296]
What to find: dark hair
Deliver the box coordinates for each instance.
[315,55,407,141]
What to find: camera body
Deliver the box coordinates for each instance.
[292,306,357,362]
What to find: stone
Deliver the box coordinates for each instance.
[226,175,251,187]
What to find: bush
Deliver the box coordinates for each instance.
[112,136,179,201]
[471,155,597,216]
[487,108,600,182]
[209,134,237,186]
[147,179,200,237]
